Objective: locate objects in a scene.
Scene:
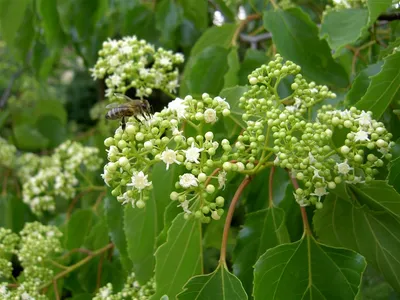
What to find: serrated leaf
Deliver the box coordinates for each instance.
[314,193,400,292]
[388,157,400,193]
[233,207,290,296]
[64,209,96,250]
[178,264,248,300]
[84,219,109,250]
[104,195,133,271]
[367,0,393,24]
[124,200,157,284]
[152,214,202,299]
[348,181,400,218]
[355,51,400,119]
[263,8,349,87]
[320,9,369,56]
[220,86,248,138]
[345,61,383,106]
[0,0,29,48]
[224,47,240,88]
[253,234,366,299]
[177,0,208,30]
[155,0,183,49]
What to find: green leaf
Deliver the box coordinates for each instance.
[104,195,133,271]
[263,8,349,87]
[379,37,400,59]
[13,123,49,151]
[345,61,383,106]
[0,194,34,233]
[34,99,68,124]
[156,200,182,247]
[253,234,366,299]
[182,46,230,97]
[388,157,400,193]
[233,207,290,296]
[0,0,29,48]
[64,209,96,250]
[13,3,35,61]
[155,0,183,49]
[152,214,202,299]
[178,264,248,300]
[0,110,10,129]
[177,0,208,30]
[36,115,67,149]
[320,9,369,56]
[84,219,109,250]
[38,0,66,47]
[220,86,248,138]
[355,51,400,119]
[224,47,240,88]
[124,201,157,284]
[367,0,393,24]
[314,193,400,292]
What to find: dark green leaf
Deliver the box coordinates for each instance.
[124,201,156,284]
[13,3,35,61]
[84,219,109,250]
[263,8,349,87]
[314,193,400,292]
[345,61,383,106]
[367,0,393,24]
[177,0,208,30]
[155,0,183,49]
[178,264,248,300]
[0,0,29,48]
[220,86,248,138]
[253,234,366,299]
[64,209,96,250]
[388,157,400,193]
[36,115,67,149]
[34,99,68,124]
[39,0,66,47]
[0,194,34,233]
[13,123,49,151]
[320,9,368,55]
[182,46,230,97]
[0,110,10,129]
[379,37,400,59]
[104,195,133,271]
[355,51,400,119]
[224,47,240,88]
[233,207,290,296]
[152,214,202,299]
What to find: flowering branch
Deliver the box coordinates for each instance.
[219,176,252,264]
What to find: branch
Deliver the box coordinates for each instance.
[378,12,400,21]
[219,176,252,264]
[268,166,275,207]
[289,175,312,236]
[0,68,24,108]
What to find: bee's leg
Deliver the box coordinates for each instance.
[121,117,126,131]
[134,115,141,123]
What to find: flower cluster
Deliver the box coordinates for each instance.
[0,228,19,279]
[93,273,155,300]
[102,94,231,221]
[90,36,184,99]
[21,140,102,215]
[0,137,17,169]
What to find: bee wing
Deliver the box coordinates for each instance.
[114,93,135,102]
[105,102,122,109]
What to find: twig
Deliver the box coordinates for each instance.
[92,190,106,213]
[219,176,252,264]
[96,252,105,290]
[378,12,400,21]
[53,280,60,300]
[231,14,262,46]
[268,166,275,207]
[66,190,91,220]
[289,175,312,236]
[60,248,93,260]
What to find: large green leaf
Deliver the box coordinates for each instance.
[152,214,202,299]
[39,0,66,47]
[178,264,248,300]
[263,8,349,87]
[84,219,109,250]
[238,49,268,86]
[320,9,369,56]
[314,194,400,292]
[388,157,400,193]
[345,61,383,106]
[355,51,400,119]
[0,0,29,48]
[124,200,157,284]
[379,37,400,59]
[0,194,34,233]
[177,0,208,30]
[253,234,366,299]
[182,46,230,97]
[155,0,183,49]
[36,115,67,149]
[64,209,96,250]
[233,207,290,296]
[104,195,132,271]
[367,0,393,24]
[13,123,49,151]
[224,47,240,88]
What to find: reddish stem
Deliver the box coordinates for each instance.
[268,166,275,207]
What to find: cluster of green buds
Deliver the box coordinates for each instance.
[0,222,63,299]
[90,35,184,99]
[0,137,17,169]
[93,273,155,300]
[103,93,231,222]
[21,140,102,215]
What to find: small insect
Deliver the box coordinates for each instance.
[105,93,151,131]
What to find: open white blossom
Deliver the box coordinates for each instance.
[168,98,188,120]
[179,173,198,188]
[183,143,204,164]
[117,192,135,207]
[312,167,324,181]
[237,6,247,20]
[214,96,230,109]
[204,108,217,124]
[311,186,329,200]
[159,56,171,67]
[308,152,316,164]
[294,193,308,207]
[218,171,227,190]
[161,148,180,170]
[213,11,224,26]
[179,200,192,214]
[336,160,353,175]
[357,111,372,127]
[127,171,152,190]
[354,130,370,142]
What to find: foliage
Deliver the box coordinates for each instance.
[1,0,400,299]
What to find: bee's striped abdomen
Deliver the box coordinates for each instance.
[105,107,134,120]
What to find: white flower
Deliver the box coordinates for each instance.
[183,143,204,164]
[100,287,111,298]
[294,193,308,207]
[179,173,198,188]
[127,171,152,190]
[308,152,316,164]
[168,98,188,120]
[159,56,171,67]
[311,186,329,200]
[237,6,247,20]
[110,74,121,86]
[101,169,112,186]
[218,171,227,189]
[120,45,132,55]
[154,73,164,86]
[139,68,150,78]
[109,55,120,67]
[336,159,353,175]
[171,126,183,137]
[118,192,134,207]
[214,96,230,109]
[107,146,119,159]
[161,148,181,170]
[179,200,192,214]
[354,130,370,142]
[339,109,352,118]
[285,105,297,113]
[167,79,179,93]
[273,153,280,165]
[357,111,372,127]
[21,292,33,300]
[310,88,318,94]
[204,108,217,124]
[312,167,324,181]
[213,11,224,26]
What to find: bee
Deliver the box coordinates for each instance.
[105,93,151,131]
